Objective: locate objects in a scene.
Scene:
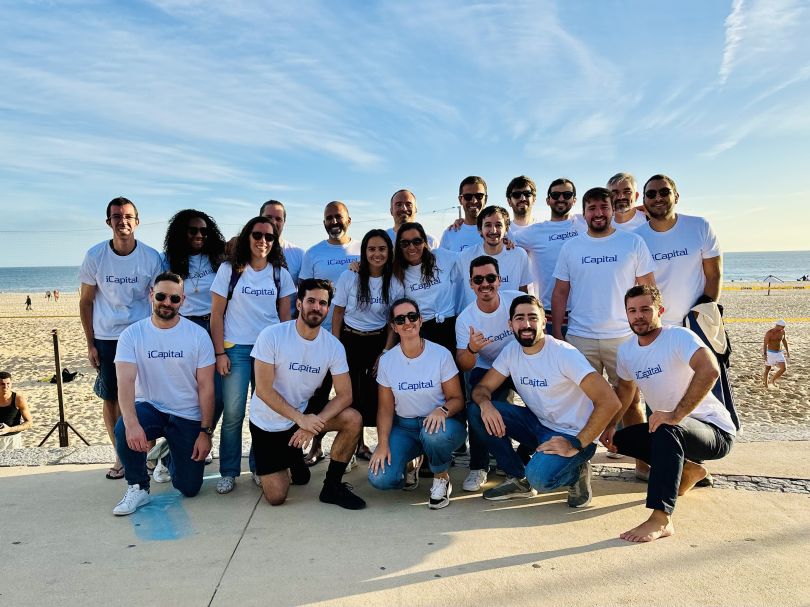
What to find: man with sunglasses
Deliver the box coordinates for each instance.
[387,189,439,248]
[634,175,722,326]
[439,176,488,252]
[505,175,539,237]
[79,197,163,481]
[455,256,524,492]
[111,272,216,515]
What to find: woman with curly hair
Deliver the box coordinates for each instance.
[210,216,296,494]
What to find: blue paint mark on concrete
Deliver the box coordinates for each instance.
[131,491,194,541]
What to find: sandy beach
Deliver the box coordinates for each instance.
[0,286,807,450]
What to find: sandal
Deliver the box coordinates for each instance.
[106,466,125,480]
[304,448,325,467]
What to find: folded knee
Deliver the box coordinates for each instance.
[368,471,401,491]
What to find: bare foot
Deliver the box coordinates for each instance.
[620,512,674,543]
[635,461,650,482]
[678,460,708,496]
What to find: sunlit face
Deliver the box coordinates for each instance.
[625,294,663,336]
[470,263,500,304]
[390,302,421,338]
[399,228,426,266]
[508,186,535,218]
[390,191,417,225]
[0,377,11,397]
[642,178,679,220]
[546,183,576,218]
[250,222,275,261]
[608,178,638,214]
[583,196,614,233]
[509,303,544,347]
[297,288,330,328]
[365,236,389,272]
[262,204,286,239]
[106,203,139,237]
[480,213,506,246]
[459,183,487,218]
[151,280,184,321]
[323,204,350,240]
[187,217,207,253]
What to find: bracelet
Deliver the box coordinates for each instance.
[466,344,478,355]
[215,352,227,357]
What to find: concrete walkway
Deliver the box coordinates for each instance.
[2,445,809,606]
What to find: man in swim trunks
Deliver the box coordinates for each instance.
[763,320,789,388]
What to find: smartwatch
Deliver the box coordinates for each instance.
[438,406,450,416]
[568,436,584,451]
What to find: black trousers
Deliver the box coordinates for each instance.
[614,418,734,514]
[340,326,386,427]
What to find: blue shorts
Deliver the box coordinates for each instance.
[93,338,118,401]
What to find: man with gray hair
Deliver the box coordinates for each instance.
[606,172,648,231]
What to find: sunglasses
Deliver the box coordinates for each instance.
[548,191,574,201]
[392,311,420,325]
[510,190,534,199]
[644,187,673,199]
[154,292,182,304]
[399,237,425,249]
[461,192,486,202]
[187,226,208,236]
[472,273,499,285]
[251,231,276,243]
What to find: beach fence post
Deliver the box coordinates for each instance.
[38,329,89,448]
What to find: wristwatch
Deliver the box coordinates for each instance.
[568,436,584,451]
[438,406,450,416]
[200,426,215,436]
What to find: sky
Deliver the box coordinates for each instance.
[1,0,809,267]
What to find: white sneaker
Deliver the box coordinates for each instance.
[463,469,488,492]
[252,472,262,487]
[605,451,624,459]
[429,477,452,509]
[113,484,151,516]
[152,459,171,484]
[216,476,236,494]
[345,454,357,474]
[205,451,213,465]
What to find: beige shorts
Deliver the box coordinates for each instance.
[766,350,786,366]
[565,333,632,386]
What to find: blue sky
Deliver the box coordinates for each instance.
[1,0,808,267]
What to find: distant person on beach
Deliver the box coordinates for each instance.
[79,196,163,481]
[0,371,34,451]
[601,285,735,542]
[24,295,32,311]
[249,278,366,510]
[111,272,215,516]
[763,320,790,388]
[45,290,51,301]
[386,189,439,248]
[53,289,60,301]
[607,172,649,231]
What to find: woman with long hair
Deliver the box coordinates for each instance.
[331,229,403,459]
[368,298,466,509]
[210,216,296,495]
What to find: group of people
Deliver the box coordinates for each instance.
[77,171,738,543]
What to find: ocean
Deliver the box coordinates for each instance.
[0,250,808,293]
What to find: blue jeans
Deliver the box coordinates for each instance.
[468,401,595,491]
[465,368,516,470]
[114,401,205,496]
[217,344,256,477]
[368,415,466,490]
[186,316,224,429]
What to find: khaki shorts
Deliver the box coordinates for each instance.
[565,333,632,386]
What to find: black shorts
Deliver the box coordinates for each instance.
[249,421,308,478]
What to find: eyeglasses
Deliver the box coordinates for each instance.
[644,187,673,199]
[510,190,534,200]
[187,226,208,236]
[109,214,137,222]
[154,292,182,304]
[471,273,499,285]
[461,193,486,203]
[548,191,574,201]
[392,311,420,325]
[399,237,425,249]
[251,231,276,243]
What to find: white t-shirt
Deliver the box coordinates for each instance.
[455,290,522,369]
[299,239,362,330]
[115,317,215,421]
[377,340,459,418]
[439,223,482,253]
[513,216,587,310]
[78,240,163,340]
[249,321,349,432]
[387,227,439,250]
[506,219,537,241]
[402,248,462,321]
[617,326,735,434]
[492,337,597,437]
[333,271,405,331]
[160,253,217,317]
[457,243,532,307]
[612,211,648,231]
[553,230,656,339]
[210,262,296,345]
[635,214,722,326]
[280,239,305,285]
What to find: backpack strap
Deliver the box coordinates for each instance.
[227,266,242,302]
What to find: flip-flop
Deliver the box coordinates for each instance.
[304,449,324,467]
[106,466,125,480]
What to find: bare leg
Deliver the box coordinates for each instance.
[103,398,122,470]
[326,408,362,462]
[678,460,708,496]
[763,365,771,388]
[259,471,291,506]
[623,388,650,478]
[771,362,787,384]
[620,509,675,543]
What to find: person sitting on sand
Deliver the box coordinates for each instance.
[763,320,790,388]
[601,285,736,543]
[0,371,34,451]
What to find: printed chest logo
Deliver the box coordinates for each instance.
[289,362,321,374]
[652,248,688,261]
[242,286,276,296]
[581,255,618,265]
[398,380,435,391]
[485,329,513,346]
[549,231,578,242]
[327,257,357,266]
[519,376,548,387]
[189,268,215,280]
[148,350,184,359]
[369,296,384,304]
[106,275,138,284]
[635,364,663,380]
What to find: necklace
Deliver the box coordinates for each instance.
[189,256,201,293]
[404,338,424,364]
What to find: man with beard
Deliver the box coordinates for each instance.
[602,285,735,542]
[440,176,488,252]
[469,295,620,507]
[111,272,216,515]
[635,174,722,326]
[248,279,365,509]
[505,175,539,237]
[387,189,439,248]
[513,178,587,334]
[607,172,648,231]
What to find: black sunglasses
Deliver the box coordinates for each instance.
[549,191,574,201]
[251,231,276,243]
[187,226,208,236]
[399,237,425,249]
[154,292,182,304]
[392,311,420,325]
[472,273,499,285]
[461,192,486,203]
[510,190,533,199]
[644,188,673,199]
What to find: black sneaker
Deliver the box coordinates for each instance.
[319,481,366,510]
